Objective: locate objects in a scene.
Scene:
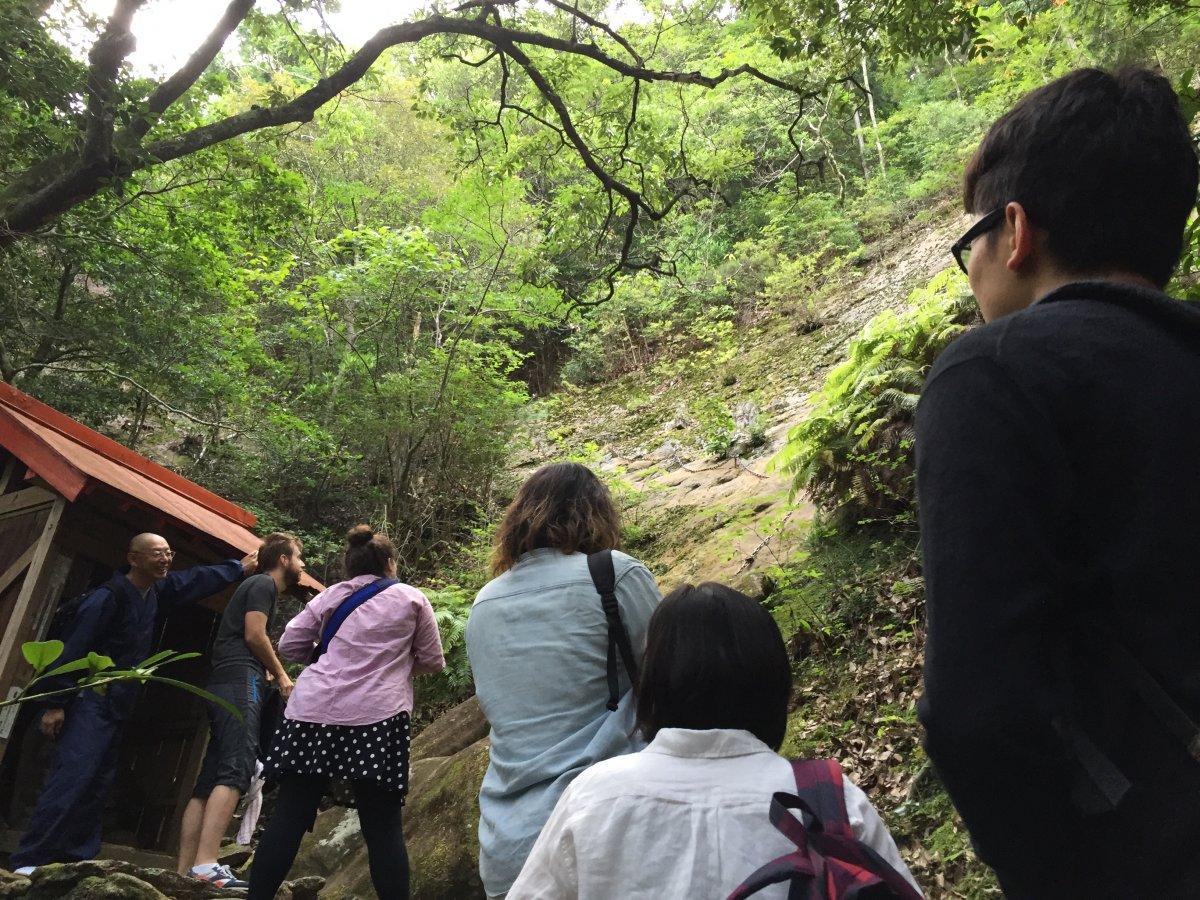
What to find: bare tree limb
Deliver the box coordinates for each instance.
[26,363,238,432]
[133,0,256,138]
[543,0,644,64]
[82,0,145,163]
[0,0,824,289]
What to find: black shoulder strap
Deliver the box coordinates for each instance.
[1102,632,1200,760]
[1052,627,1200,815]
[588,550,640,712]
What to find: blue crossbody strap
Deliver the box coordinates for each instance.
[311,577,399,663]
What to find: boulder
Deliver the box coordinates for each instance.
[0,869,30,899]
[20,862,172,900]
[3,860,319,899]
[285,876,325,900]
[403,738,489,900]
[410,697,487,761]
[60,874,166,900]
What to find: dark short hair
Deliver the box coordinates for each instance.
[258,532,300,573]
[343,524,397,579]
[636,582,792,750]
[490,462,621,576]
[964,67,1199,287]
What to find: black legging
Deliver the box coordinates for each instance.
[247,774,409,900]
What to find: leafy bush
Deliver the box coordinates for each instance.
[415,585,475,721]
[774,269,977,528]
[691,395,738,458]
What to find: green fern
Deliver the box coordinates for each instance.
[773,269,977,527]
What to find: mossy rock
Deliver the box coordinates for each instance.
[61,874,166,900]
[411,696,486,761]
[404,737,489,900]
[311,738,490,900]
[0,869,30,898]
[22,862,170,900]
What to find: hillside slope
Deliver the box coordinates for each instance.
[520,201,964,590]
[503,200,997,897]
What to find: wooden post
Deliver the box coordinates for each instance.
[0,455,16,494]
[0,497,67,752]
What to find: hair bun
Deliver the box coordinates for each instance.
[346,524,375,547]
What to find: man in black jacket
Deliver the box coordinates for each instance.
[10,533,256,875]
[916,68,1200,896]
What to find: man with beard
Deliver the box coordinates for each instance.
[10,533,255,876]
[178,532,305,888]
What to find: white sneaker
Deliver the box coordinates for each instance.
[13,866,36,877]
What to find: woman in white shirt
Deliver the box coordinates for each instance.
[509,582,922,900]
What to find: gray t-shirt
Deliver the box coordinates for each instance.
[210,573,277,680]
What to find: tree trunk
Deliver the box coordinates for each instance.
[861,55,885,176]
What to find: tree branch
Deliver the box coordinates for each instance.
[1,3,823,276]
[130,0,256,140]
[82,0,145,162]
[30,363,239,433]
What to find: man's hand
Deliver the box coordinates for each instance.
[240,550,258,575]
[40,708,65,740]
[277,672,294,700]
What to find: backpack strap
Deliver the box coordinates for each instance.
[726,760,924,900]
[1102,632,1200,760]
[311,578,399,663]
[790,759,854,839]
[1050,627,1200,815]
[587,550,640,712]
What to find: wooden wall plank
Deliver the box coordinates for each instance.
[0,498,67,726]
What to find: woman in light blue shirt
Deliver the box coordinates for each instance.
[466,462,662,898]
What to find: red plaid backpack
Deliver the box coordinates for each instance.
[727,759,923,900]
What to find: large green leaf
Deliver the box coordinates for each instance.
[147,676,243,722]
[22,641,64,673]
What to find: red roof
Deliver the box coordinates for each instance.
[0,382,323,591]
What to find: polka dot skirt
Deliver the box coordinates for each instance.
[264,711,411,807]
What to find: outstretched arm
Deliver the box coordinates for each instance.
[156,556,250,611]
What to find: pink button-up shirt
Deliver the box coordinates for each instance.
[279,575,446,726]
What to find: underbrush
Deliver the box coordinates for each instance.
[773,269,978,529]
[770,526,1000,898]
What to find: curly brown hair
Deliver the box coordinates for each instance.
[490,462,621,576]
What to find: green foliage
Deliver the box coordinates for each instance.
[9,641,239,719]
[417,586,475,721]
[691,396,738,458]
[740,0,985,62]
[774,270,977,528]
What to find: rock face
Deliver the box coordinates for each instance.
[0,860,322,899]
[289,695,490,899]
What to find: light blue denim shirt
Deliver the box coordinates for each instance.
[466,548,662,896]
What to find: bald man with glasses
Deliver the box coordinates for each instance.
[10,533,257,876]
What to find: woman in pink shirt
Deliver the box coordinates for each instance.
[247,525,446,900]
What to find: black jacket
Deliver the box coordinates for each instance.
[916,281,1200,898]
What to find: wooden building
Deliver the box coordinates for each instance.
[0,382,322,863]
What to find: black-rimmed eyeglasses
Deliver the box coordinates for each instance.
[951,206,1005,274]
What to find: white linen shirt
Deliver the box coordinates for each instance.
[508,728,922,900]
